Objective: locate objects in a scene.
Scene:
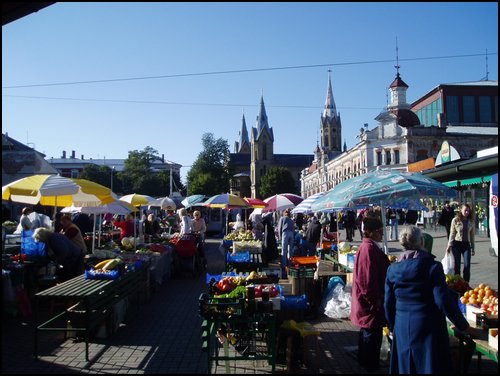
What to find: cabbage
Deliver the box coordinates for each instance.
[338,242,351,253]
[121,237,131,247]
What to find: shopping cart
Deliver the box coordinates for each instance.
[173,233,200,277]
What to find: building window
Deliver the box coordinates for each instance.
[479,96,492,123]
[394,149,400,164]
[446,96,459,123]
[430,101,437,126]
[385,150,391,165]
[71,169,79,178]
[463,96,476,123]
[376,151,382,166]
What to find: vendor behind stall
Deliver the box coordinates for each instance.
[144,213,162,239]
[60,214,88,255]
[33,228,85,282]
[113,214,135,241]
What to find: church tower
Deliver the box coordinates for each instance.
[234,113,250,154]
[250,95,274,198]
[320,71,342,157]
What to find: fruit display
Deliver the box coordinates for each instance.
[252,284,280,298]
[224,229,255,241]
[94,258,123,271]
[445,274,471,294]
[460,283,498,316]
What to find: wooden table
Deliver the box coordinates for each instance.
[34,265,148,361]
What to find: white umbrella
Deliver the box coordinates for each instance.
[291,192,327,215]
[151,196,177,211]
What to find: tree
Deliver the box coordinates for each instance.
[187,133,231,196]
[259,166,298,198]
[79,165,120,191]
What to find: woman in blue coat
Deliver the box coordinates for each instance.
[384,225,480,374]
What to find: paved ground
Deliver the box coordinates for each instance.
[1,226,497,374]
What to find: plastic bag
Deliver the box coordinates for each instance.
[21,230,46,259]
[323,283,351,319]
[441,251,455,275]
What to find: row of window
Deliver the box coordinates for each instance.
[376,149,400,166]
[416,95,498,126]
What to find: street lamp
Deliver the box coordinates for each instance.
[111,166,115,192]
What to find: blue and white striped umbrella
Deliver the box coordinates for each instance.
[291,191,327,215]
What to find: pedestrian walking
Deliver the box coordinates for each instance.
[438,201,455,239]
[386,208,398,240]
[446,203,475,282]
[278,209,295,274]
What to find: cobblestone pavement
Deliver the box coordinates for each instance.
[1,226,497,374]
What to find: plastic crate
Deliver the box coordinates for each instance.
[288,266,315,279]
[198,293,245,319]
[290,255,319,267]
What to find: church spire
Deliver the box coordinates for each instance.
[238,113,250,152]
[322,70,337,120]
[256,94,269,133]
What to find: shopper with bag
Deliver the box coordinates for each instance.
[446,203,475,282]
[441,251,455,275]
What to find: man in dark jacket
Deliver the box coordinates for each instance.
[304,214,322,256]
[438,201,455,239]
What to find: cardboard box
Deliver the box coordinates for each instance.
[466,304,484,322]
[488,328,498,350]
[338,253,348,266]
[345,272,353,285]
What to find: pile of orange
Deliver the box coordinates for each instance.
[460,283,498,315]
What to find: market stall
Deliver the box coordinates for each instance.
[34,262,148,361]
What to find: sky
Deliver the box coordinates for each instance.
[2,2,498,183]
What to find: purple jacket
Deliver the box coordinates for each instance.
[350,238,390,329]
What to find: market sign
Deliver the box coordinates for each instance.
[435,140,461,167]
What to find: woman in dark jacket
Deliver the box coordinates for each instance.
[385,225,479,374]
[262,213,278,264]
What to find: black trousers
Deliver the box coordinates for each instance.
[358,327,383,371]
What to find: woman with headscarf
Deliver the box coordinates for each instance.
[262,212,278,265]
[384,225,481,374]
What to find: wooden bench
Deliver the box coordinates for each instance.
[34,265,148,361]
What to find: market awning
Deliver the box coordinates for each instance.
[443,175,492,188]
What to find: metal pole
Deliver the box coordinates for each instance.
[111,166,115,192]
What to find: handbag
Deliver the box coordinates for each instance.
[441,251,455,275]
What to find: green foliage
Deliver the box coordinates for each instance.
[259,166,298,198]
[187,133,231,195]
[79,165,119,190]
[120,146,184,196]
